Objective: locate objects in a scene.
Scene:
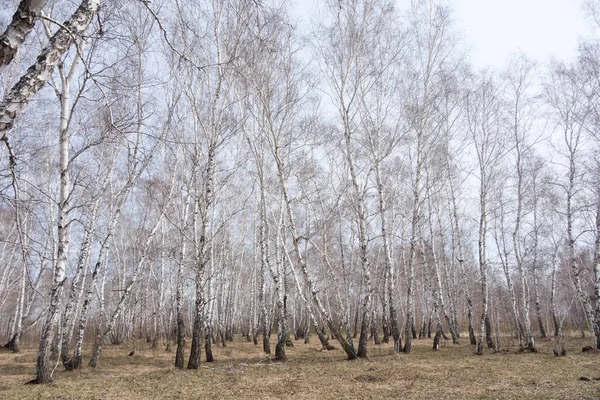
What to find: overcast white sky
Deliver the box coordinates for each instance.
[292,0,591,68]
[453,0,589,67]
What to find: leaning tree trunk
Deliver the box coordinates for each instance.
[493,211,523,348]
[0,0,100,137]
[273,148,357,359]
[61,200,98,370]
[89,213,165,368]
[288,253,334,351]
[0,0,50,69]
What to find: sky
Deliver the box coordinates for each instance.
[452,0,590,68]
[292,0,592,69]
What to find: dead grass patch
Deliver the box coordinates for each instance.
[0,335,599,399]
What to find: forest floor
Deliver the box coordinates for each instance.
[1,334,600,399]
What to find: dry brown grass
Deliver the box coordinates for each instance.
[1,334,600,399]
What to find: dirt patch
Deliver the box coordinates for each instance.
[354,374,385,382]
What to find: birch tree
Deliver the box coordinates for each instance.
[503,54,539,352]
[545,60,598,347]
[466,71,506,355]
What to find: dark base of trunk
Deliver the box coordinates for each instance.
[433,331,441,350]
[357,317,369,358]
[393,335,402,354]
[427,320,432,339]
[31,361,54,385]
[371,321,381,345]
[317,329,334,350]
[553,315,560,338]
[175,348,185,369]
[485,315,496,351]
[403,339,412,353]
[62,355,75,371]
[205,339,214,362]
[26,378,50,385]
[3,334,20,352]
[476,340,484,355]
[330,325,358,359]
[469,328,477,345]
[262,335,270,354]
[275,342,286,361]
[538,317,547,339]
[381,318,390,344]
[175,317,185,368]
[526,336,537,352]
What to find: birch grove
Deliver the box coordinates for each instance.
[3,0,600,385]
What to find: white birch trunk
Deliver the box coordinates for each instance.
[476,172,490,355]
[33,49,75,383]
[0,0,100,137]
[0,0,49,69]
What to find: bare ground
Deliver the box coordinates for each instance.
[1,334,600,399]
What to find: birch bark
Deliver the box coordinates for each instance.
[0,0,100,138]
[0,0,49,69]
